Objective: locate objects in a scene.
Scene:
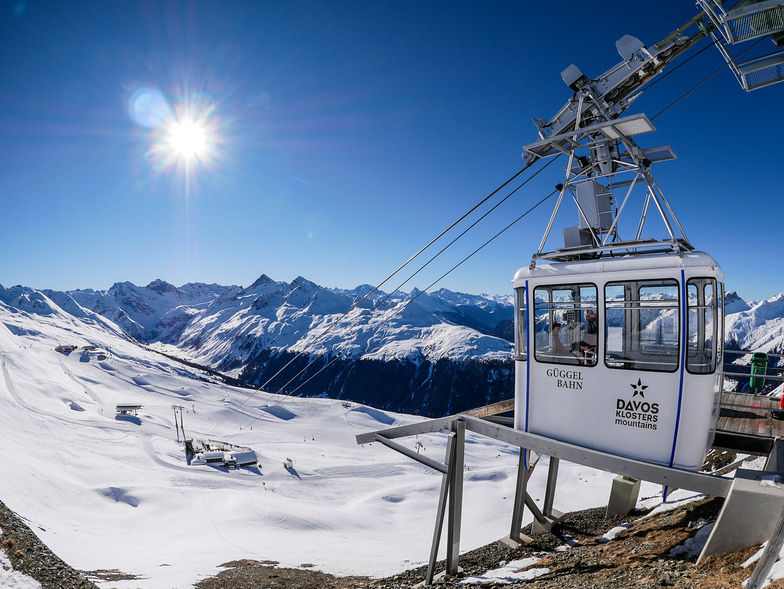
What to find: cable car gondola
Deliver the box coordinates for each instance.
[509,0,784,470]
[513,249,724,470]
[513,101,728,470]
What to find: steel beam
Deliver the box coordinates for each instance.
[355,416,456,445]
[543,457,560,518]
[460,415,732,497]
[372,434,448,474]
[509,450,531,541]
[425,432,456,585]
[446,421,465,575]
[747,504,784,589]
[359,414,732,497]
[360,413,738,586]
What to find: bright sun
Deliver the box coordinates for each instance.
[166,119,208,160]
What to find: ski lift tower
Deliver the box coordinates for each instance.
[524,112,687,264]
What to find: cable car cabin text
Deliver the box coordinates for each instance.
[513,251,724,471]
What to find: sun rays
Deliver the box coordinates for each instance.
[129,86,224,196]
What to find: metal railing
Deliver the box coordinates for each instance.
[723,349,784,386]
[722,1,784,44]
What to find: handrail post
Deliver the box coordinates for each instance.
[446,420,465,575]
[425,430,457,585]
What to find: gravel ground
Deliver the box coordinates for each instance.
[195,496,784,589]
[0,499,98,589]
[3,495,784,589]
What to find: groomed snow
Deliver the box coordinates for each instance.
[0,295,782,588]
[0,301,635,588]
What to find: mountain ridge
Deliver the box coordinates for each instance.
[2,280,783,415]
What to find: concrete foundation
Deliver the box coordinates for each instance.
[697,469,784,564]
[607,475,641,519]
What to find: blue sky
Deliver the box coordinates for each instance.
[1,1,782,301]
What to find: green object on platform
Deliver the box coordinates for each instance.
[751,352,768,389]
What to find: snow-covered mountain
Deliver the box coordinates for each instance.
[43,276,516,417]
[3,282,784,588]
[63,275,514,364]
[722,291,784,396]
[725,292,784,353]
[3,280,784,415]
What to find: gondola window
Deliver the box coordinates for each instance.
[687,278,720,374]
[604,280,679,372]
[514,287,528,361]
[534,283,598,366]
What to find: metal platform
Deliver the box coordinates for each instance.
[714,392,783,455]
[358,390,784,586]
[462,392,784,456]
[357,410,734,584]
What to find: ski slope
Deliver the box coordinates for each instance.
[0,293,758,588]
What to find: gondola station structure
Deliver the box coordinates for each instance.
[357,2,784,586]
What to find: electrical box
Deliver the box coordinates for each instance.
[563,226,592,248]
[576,180,613,232]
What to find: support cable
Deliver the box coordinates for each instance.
[232,157,558,419]
[225,188,558,436]
[636,36,719,96]
[207,162,539,435]
[224,168,557,433]
[213,24,763,437]
[225,164,557,433]
[651,37,765,121]
[417,190,558,298]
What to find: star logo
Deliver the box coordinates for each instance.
[630,379,648,398]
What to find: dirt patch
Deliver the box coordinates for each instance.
[81,568,142,583]
[194,560,373,588]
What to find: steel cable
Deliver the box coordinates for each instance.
[652,37,765,121]
[207,161,542,435]
[226,187,559,436]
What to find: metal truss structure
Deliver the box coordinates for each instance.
[356,413,732,585]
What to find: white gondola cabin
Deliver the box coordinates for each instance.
[513,251,724,470]
[508,75,736,474]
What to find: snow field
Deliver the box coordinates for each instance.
[4,298,781,588]
[0,308,632,588]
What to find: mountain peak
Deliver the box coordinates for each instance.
[725,291,750,314]
[725,291,742,303]
[248,274,275,290]
[291,276,317,291]
[109,281,135,292]
[146,279,177,294]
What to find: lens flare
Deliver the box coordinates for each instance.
[128,81,229,201]
[129,88,172,128]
